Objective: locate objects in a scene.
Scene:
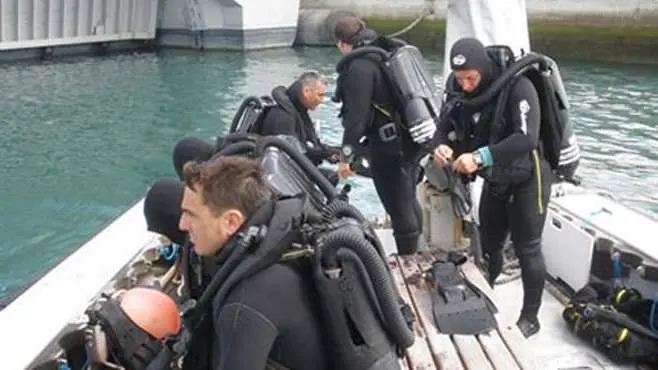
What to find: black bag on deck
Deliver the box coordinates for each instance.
[562,282,658,366]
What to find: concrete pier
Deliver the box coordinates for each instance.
[0,0,302,62]
[296,0,658,63]
[156,0,300,50]
[301,0,658,24]
[0,0,158,62]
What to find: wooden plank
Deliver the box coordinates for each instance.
[388,257,437,369]
[415,254,493,370]
[396,255,465,370]
[459,261,540,370]
[453,335,493,370]
[477,331,521,370]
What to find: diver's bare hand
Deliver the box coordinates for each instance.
[453,153,478,174]
[337,162,355,179]
[432,145,453,166]
[328,153,340,164]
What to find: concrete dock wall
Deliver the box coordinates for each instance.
[0,0,302,62]
[0,0,158,62]
[302,0,658,24]
[298,0,658,63]
[157,0,300,50]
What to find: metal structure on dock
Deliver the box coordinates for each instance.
[0,0,301,58]
[0,0,158,54]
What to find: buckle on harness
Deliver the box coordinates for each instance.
[378,122,398,142]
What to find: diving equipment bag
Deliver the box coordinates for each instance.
[562,282,658,366]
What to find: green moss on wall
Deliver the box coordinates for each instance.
[364,17,447,51]
[363,16,658,64]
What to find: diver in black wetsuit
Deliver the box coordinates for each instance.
[259,71,340,168]
[141,157,328,370]
[432,38,552,338]
[332,16,423,255]
[172,71,340,184]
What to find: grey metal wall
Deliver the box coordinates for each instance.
[0,0,159,51]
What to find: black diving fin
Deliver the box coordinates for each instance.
[428,252,498,335]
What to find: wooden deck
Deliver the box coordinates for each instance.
[389,252,536,370]
[377,229,634,370]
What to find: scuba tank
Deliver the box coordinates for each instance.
[335,36,442,150]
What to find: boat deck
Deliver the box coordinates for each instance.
[4,202,649,369]
[376,229,637,370]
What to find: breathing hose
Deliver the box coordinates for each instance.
[336,248,384,321]
[316,224,415,349]
[450,53,549,109]
[209,140,257,160]
[321,199,366,222]
[321,199,388,260]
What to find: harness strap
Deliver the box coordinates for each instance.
[372,103,392,118]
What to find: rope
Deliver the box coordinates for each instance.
[386,7,435,38]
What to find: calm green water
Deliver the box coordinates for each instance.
[0,48,657,301]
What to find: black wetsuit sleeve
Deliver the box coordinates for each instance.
[339,60,376,149]
[430,84,456,147]
[429,116,453,148]
[487,77,540,163]
[435,96,454,147]
[305,146,327,165]
[304,133,330,164]
[432,79,455,148]
[213,302,278,370]
[305,126,333,163]
[260,109,296,136]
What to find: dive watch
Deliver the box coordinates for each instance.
[341,145,354,163]
[472,151,483,167]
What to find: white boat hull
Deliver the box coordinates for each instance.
[0,199,160,370]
